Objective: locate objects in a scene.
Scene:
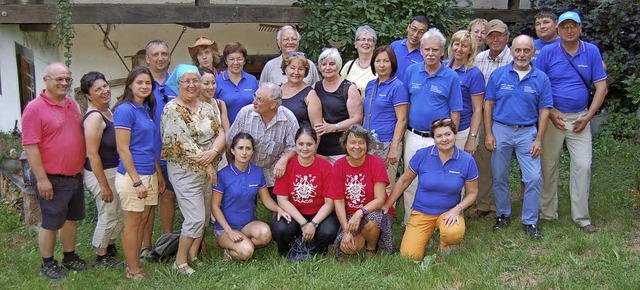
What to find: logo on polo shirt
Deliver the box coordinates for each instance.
[430,85,443,94]
[499,84,515,91]
[244,88,253,91]
[524,86,536,94]
[410,83,422,90]
[448,170,461,174]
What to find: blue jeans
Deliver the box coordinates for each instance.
[491,123,541,225]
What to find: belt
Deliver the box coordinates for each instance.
[495,120,536,129]
[407,126,432,138]
[47,173,82,178]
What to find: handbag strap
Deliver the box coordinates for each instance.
[365,80,377,130]
[560,42,593,90]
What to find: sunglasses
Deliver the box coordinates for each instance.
[287,51,306,58]
[159,86,168,103]
[431,117,452,127]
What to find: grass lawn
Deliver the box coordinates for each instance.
[0,135,638,289]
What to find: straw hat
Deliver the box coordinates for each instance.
[188,36,219,58]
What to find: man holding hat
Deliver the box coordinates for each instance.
[470,19,514,219]
[535,10,607,233]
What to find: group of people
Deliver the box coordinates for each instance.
[22,9,607,280]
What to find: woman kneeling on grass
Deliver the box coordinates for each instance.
[271,126,338,256]
[211,132,291,260]
[329,125,396,257]
[382,118,478,260]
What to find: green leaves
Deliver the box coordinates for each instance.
[55,0,74,67]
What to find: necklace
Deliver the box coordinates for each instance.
[356,58,370,69]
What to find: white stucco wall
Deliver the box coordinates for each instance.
[0,25,60,132]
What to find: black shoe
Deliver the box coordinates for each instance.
[40,260,67,280]
[106,244,118,258]
[62,254,91,271]
[492,215,510,231]
[96,255,125,268]
[522,224,543,239]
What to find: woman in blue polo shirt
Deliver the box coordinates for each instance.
[382,118,478,260]
[113,67,165,279]
[363,45,409,208]
[214,42,258,125]
[211,132,291,261]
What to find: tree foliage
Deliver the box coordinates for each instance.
[294,0,471,63]
[512,0,640,112]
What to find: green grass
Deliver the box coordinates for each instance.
[1,135,639,289]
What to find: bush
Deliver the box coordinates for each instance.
[294,0,471,63]
[597,112,640,142]
[512,0,640,113]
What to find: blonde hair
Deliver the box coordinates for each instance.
[467,18,488,33]
[447,30,478,71]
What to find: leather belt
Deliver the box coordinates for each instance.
[495,120,536,128]
[407,126,432,138]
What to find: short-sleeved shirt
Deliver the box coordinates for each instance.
[390,39,423,81]
[340,60,376,94]
[213,162,266,231]
[113,102,157,175]
[409,145,478,215]
[259,55,320,86]
[486,64,554,125]
[281,86,314,129]
[403,63,463,132]
[214,70,258,124]
[533,37,561,61]
[363,77,409,142]
[21,91,85,175]
[446,63,485,131]
[273,156,333,215]
[535,40,608,113]
[152,73,176,166]
[327,154,389,215]
[161,100,220,178]
[226,105,299,187]
[475,46,514,85]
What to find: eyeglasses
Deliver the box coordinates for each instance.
[281,37,299,43]
[431,117,452,127]
[179,80,201,86]
[46,76,73,84]
[288,51,306,58]
[357,38,375,43]
[227,57,245,63]
[159,86,168,103]
[409,25,427,36]
[559,24,579,30]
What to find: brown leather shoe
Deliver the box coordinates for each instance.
[581,224,598,233]
[470,209,492,218]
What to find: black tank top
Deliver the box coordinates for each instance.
[281,86,313,129]
[82,110,119,171]
[314,79,352,156]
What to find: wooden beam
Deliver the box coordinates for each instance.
[18,23,51,31]
[0,4,306,24]
[471,8,531,23]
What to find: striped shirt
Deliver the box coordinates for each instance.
[475,46,514,85]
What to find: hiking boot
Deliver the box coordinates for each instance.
[106,244,118,258]
[522,224,544,239]
[96,255,125,268]
[62,254,91,271]
[40,260,67,280]
[581,224,598,234]
[492,215,510,231]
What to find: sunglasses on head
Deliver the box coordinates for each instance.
[431,117,452,127]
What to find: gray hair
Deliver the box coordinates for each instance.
[260,82,282,105]
[355,25,377,43]
[318,48,343,73]
[276,25,302,42]
[145,40,169,55]
[420,27,446,49]
[339,124,373,153]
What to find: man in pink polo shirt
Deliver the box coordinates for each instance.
[22,62,90,279]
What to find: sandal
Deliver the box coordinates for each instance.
[125,267,148,280]
[189,257,205,267]
[222,249,232,262]
[365,248,377,257]
[173,262,196,276]
[139,246,153,262]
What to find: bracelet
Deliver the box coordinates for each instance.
[360,207,368,215]
[300,221,309,228]
[132,180,143,188]
[335,123,339,132]
[457,204,464,211]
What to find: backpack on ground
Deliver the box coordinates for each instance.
[148,231,180,262]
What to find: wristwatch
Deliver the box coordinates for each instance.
[469,132,478,138]
[310,220,319,228]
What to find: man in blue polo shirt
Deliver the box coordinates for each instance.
[484,35,553,238]
[143,39,177,258]
[390,15,429,81]
[401,27,463,225]
[533,10,560,61]
[536,11,608,234]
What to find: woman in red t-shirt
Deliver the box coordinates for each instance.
[329,125,396,257]
[271,127,339,256]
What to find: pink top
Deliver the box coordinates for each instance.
[22,90,86,175]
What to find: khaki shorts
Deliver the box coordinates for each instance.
[116,172,159,212]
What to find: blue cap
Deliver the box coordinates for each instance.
[558,11,581,25]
